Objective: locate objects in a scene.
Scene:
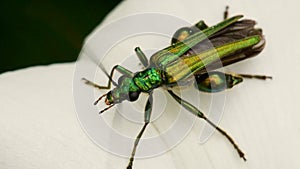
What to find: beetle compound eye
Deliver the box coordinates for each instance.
[128,91,140,101]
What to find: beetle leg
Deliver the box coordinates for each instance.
[193,20,209,31]
[127,93,153,169]
[194,71,243,93]
[82,65,134,90]
[167,90,246,161]
[135,47,149,68]
[224,6,229,20]
[81,78,109,89]
[171,20,208,44]
[232,73,272,80]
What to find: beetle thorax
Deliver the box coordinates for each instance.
[133,68,163,92]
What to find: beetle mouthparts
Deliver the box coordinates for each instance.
[94,93,107,105]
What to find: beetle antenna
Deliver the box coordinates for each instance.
[83,45,117,86]
[99,104,114,114]
[98,63,117,86]
[94,93,107,105]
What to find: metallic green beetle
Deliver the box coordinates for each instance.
[83,13,271,169]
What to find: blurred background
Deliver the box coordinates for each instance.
[0,0,122,74]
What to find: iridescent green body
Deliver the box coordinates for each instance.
[133,68,163,92]
[117,34,259,97]
[84,14,269,169]
[149,15,244,67]
[164,35,261,84]
[106,68,163,104]
[106,15,264,104]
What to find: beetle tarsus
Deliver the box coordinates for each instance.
[204,116,246,161]
[126,158,133,169]
[236,73,273,80]
[224,6,229,20]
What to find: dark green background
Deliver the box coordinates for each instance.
[0,0,121,73]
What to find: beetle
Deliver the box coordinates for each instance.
[82,8,271,169]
